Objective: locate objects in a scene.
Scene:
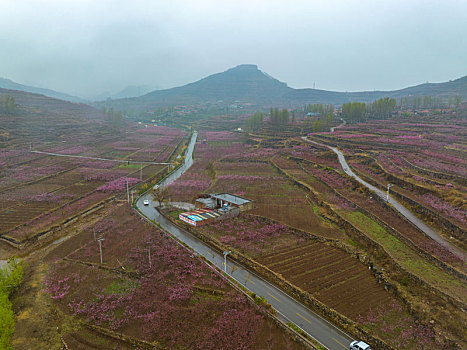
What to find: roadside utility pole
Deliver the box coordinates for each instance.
[387,184,393,202]
[223,250,231,275]
[126,179,129,203]
[97,238,105,265]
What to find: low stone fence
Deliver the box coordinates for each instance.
[0,196,113,248]
[401,157,467,186]
[83,322,165,349]
[390,189,466,247]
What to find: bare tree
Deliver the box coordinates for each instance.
[152,186,170,207]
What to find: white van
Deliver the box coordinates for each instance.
[350,340,371,350]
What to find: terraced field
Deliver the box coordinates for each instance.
[0,92,185,243]
[258,242,394,319]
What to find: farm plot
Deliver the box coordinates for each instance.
[43,204,305,350]
[307,117,467,244]
[353,157,467,229]
[338,210,467,304]
[4,191,109,242]
[281,141,341,168]
[164,130,342,238]
[0,117,183,243]
[297,161,465,269]
[211,160,341,239]
[257,243,439,349]
[0,156,74,189]
[273,155,467,299]
[199,214,307,258]
[258,242,394,318]
[0,159,139,239]
[167,131,245,202]
[347,151,467,229]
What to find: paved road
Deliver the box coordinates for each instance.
[137,195,353,350]
[135,130,354,350]
[302,137,466,262]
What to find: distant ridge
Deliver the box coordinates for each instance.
[0,77,86,103]
[101,65,467,110]
[0,87,105,121]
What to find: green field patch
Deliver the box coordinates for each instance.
[118,163,141,169]
[339,210,466,302]
[104,278,138,295]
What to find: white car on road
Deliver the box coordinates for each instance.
[143,199,150,206]
[350,340,371,350]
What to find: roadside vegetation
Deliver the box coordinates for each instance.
[0,258,23,350]
[40,204,306,349]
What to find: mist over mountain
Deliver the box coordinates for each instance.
[92,85,160,101]
[0,77,86,104]
[100,65,467,111]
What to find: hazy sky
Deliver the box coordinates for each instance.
[1,0,466,99]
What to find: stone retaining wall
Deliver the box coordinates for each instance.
[401,157,467,186]
[83,323,165,349]
[0,197,111,248]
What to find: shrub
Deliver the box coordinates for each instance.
[0,258,24,350]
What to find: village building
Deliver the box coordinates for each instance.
[179,193,254,226]
[195,193,254,211]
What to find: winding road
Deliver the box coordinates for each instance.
[301,136,466,262]
[136,131,354,350]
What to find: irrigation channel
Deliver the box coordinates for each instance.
[302,134,466,262]
[136,130,354,350]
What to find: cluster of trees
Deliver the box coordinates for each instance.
[302,104,335,132]
[0,258,23,349]
[342,101,367,123]
[311,113,334,132]
[269,108,291,126]
[0,95,16,114]
[304,103,334,116]
[342,97,397,123]
[369,97,397,119]
[244,111,264,132]
[398,95,462,109]
[101,107,123,130]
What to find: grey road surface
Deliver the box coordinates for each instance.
[137,195,353,350]
[302,137,466,262]
[135,130,354,350]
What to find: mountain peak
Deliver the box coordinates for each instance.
[228,64,259,71]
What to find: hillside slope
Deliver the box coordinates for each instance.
[0,77,86,103]
[101,65,467,109]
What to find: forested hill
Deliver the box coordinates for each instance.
[100,65,466,109]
